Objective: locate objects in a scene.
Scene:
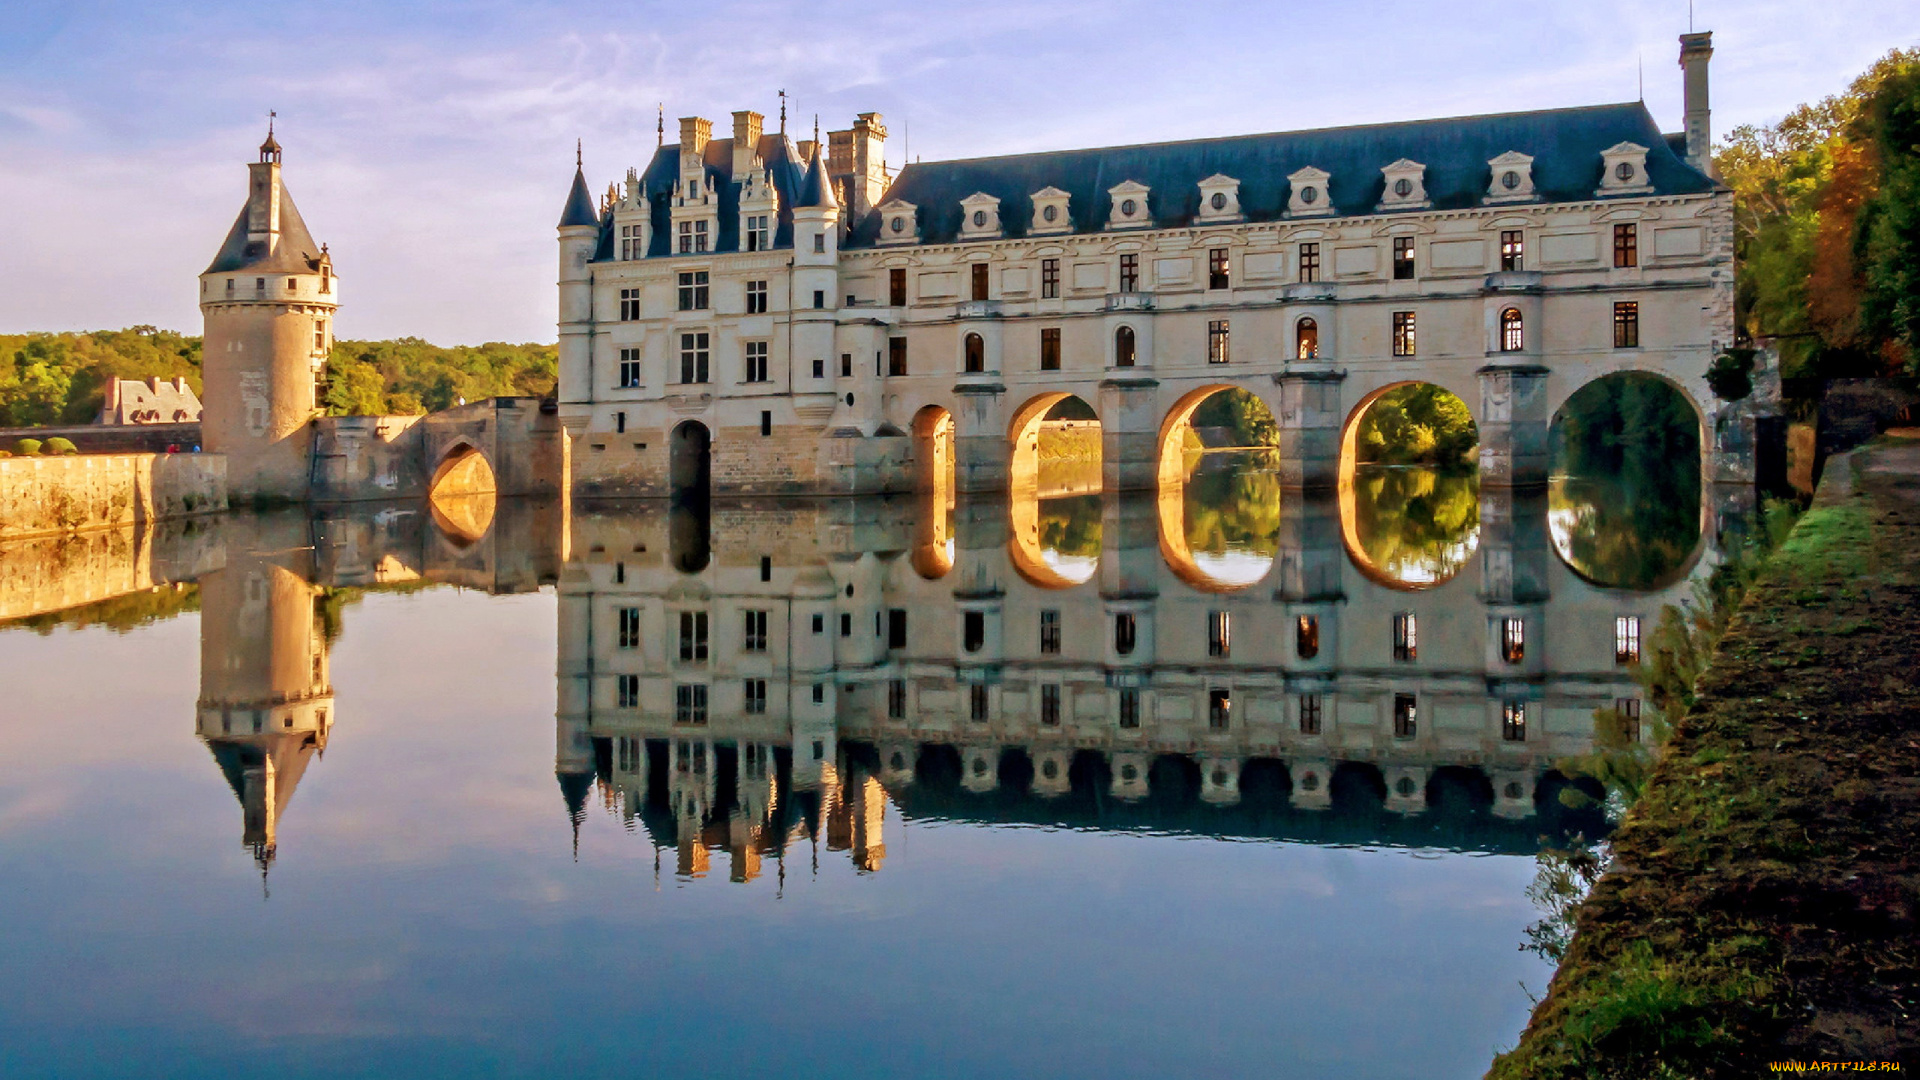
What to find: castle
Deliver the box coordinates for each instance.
[555,32,1754,501]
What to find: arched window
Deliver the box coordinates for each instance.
[1295,317,1318,360]
[963,333,985,373]
[1500,307,1524,352]
[1114,325,1136,368]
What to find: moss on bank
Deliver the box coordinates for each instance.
[1491,440,1920,1076]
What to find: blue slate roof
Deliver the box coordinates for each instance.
[587,133,812,260]
[847,102,1713,247]
[204,177,326,275]
[558,166,599,229]
[796,148,836,209]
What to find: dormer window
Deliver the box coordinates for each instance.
[1287,167,1333,218]
[1107,180,1151,230]
[1597,142,1654,197]
[1030,187,1071,235]
[744,215,769,251]
[1196,175,1241,223]
[877,198,919,246]
[678,220,708,254]
[1378,160,1430,211]
[960,193,1002,239]
[1486,151,1538,204]
[621,224,645,260]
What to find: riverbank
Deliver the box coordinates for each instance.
[1490,436,1920,1075]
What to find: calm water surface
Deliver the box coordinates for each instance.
[0,450,1711,1079]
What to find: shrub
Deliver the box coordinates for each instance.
[1706,349,1757,401]
[42,437,76,455]
[12,438,42,456]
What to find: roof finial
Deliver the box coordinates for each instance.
[778,89,787,134]
[657,104,664,148]
[267,109,275,138]
[576,138,582,169]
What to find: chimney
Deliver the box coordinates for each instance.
[678,116,712,162]
[731,110,764,181]
[1679,31,1714,175]
[824,113,888,219]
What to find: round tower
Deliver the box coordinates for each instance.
[198,124,337,501]
[555,145,601,446]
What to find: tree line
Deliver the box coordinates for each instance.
[0,329,556,427]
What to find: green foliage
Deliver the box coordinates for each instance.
[1523,840,1612,964]
[0,326,201,426]
[41,436,75,455]
[1550,373,1703,589]
[1,583,200,636]
[1346,466,1479,585]
[1037,494,1102,559]
[1717,48,1920,377]
[12,438,42,456]
[1188,388,1278,447]
[324,338,556,415]
[1181,451,1280,559]
[1354,384,1476,465]
[1705,349,1756,401]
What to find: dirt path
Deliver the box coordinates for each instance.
[1490,438,1920,1076]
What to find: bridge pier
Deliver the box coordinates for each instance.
[953,383,1009,494]
[1477,364,1551,489]
[1274,367,1345,489]
[1099,374,1162,492]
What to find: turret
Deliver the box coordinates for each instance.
[198,123,337,500]
[556,148,599,435]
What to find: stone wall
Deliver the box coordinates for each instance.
[0,423,202,455]
[0,453,227,542]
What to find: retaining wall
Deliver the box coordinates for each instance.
[0,453,227,542]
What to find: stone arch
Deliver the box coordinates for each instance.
[1153,383,1279,593]
[669,420,711,502]
[911,405,955,580]
[427,440,497,547]
[1336,380,1482,592]
[1547,369,1710,591]
[1007,392,1102,589]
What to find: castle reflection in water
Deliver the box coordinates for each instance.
[0,461,1735,882]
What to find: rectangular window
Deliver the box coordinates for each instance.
[1298,242,1321,283]
[1208,689,1231,730]
[812,358,824,379]
[1118,253,1139,292]
[695,219,709,252]
[750,215,770,251]
[1041,258,1060,299]
[963,611,985,653]
[969,684,990,723]
[1039,610,1061,655]
[1299,694,1322,735]
[1613,223,1638,268]
[1392,236,1415,279]
[1114,612,1136,656]
[811,613,824,634]
[1616,698,1642,742]
[1502,618,1526,664]
[744,340,769,383]
[618,607,641,649]
[1615,615,1642,665]
[1040,684,1061,727]
[314,321,327,351]
[618,348,642,389]
[812,289,824,309]
[615,411,625,434]
[889,268,907,306]
[677,270,709,311]
[619,288,642,321]
[760,556,772,582]
[888,679,907,720]
[1118,689,1140,729]
[1207,319,1231,364]
[812,234,825,254]
[617,736,641,773]
[744,678,767,715]
[618,674,639,708]
[1613,301,1640,348]
[1392,311,1417,357]
[678,332,710,384]
[746,279,768,314]
[675,683,708,725]
[1393,612,1417,661]
[1393,693,1417,739]
[970,262,990,301]
[888,609,907,649]
[1040,328,1061,371]
[677,220,692,254]
[1207,611,1231,657]
[840,612,851,638]
[1296,614,1319,659]
[1502,701,1528,742]
[620,223,645,260]
[1500,230,1525,272]
[888,336,908,377]
[1208,247,1230,290]
[811,683,825,704]
[742,609,767,652]
[678,610,709,662]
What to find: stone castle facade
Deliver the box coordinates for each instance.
[556,32,1742,500]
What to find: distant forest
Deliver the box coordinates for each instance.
[0,328,556,427]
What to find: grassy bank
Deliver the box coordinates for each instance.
[1491,438,1920,1075]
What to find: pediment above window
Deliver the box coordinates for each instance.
[1107,180,1152,230]
[1287,167,1333,218]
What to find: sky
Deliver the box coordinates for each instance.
[0,0,1913,346]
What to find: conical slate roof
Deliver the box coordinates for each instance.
[796,147,836,210]
[202,178,326,275]
[558,167,599,228]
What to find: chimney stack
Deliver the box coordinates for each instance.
[678,116,713,160]
[731,110,764,181]
[1679,31,1714,176]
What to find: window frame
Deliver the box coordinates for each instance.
[1295,317,1318,360]
[1392,236,1415,280]
[1041,258,1060,299]
[674,682,708,725]
[1613,223,1638,268]
[889,268,907,307]
[1299,693,1323,735]
[1118,253,1139,292]
[1295,614,1319,659]
[678,331,710,384]
[1392,612,1418,661]
[618,606,641,649]
[888,336,908,377]
[1500,307,1525,353]
[970,262,990,302]
[1207,247,1230,290]
[1615,615,1642,665]
[745,279,768,314]
[1298,242,1321,283]
[677,270,709,311]
[1391,311,1416,357]
[1502,700,1528,742]
[1207,610,1231,657]
[1501,617,1526,663]
[1500,230,1525,272]
[1040,327,1061,371]
[1613,301,1640,349]
[1039,610,1061,655]
[742,609,768,653]
[619,287,642,322]
[1207,319,1231,364]
[1393,693,1417,739]
[677,609,709,662]
[618,347,642,389]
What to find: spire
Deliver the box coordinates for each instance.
[558,149,598,229]
[259,110,281,164]
[779,89,786,134]
[657,104,664,147]
[797,144,837,210]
